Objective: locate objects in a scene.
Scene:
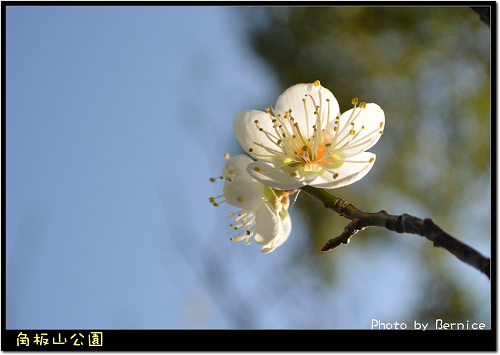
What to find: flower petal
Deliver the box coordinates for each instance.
[252,202,280,245]
[329,103,385,156]
[221,154,255,178]
[246,160,318,190]
[253,202,291,253]
[260,212,292,253]
[310,152,376,189]
[223,175,265,210]
[233,110,280,162]
[275,83,340,137]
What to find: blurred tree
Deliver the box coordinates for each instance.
[238,6,490,327]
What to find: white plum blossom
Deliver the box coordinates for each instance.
[233,80,385,190]
[210,154,293,253]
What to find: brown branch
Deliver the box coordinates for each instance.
[301,186,490,279]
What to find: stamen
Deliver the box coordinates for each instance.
[209,194,226,207]
[293,122,308,147]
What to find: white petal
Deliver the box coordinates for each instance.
[253,202,292,253]
[233,110,279,162]
[275,83,340,138]
[246,160,318,190]
[330,103,385,156]
[252,202,280,246]
[310,152,376,189]
[260,214,292,253]
[223,176,265,210]
[221,154,254,179]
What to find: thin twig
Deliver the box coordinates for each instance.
[301,186,490,279]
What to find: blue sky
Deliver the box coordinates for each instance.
[6,6,490,330]
[6,5,279,329]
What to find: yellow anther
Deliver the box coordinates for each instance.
[249,148,254,152]
[254,167,261,172]
[209,197,215,203]
[380,122,383,128]
[379,131,384,135]
[224,152,230,159]
[350,130,356,135]
[265,107,270,112]
[314,80,320,87]
[359,102,367,109]
[213,203,219,207]
[209,178,216,183]
[333,173,339,179]
[351,98,358,105]
[369,158,375,163]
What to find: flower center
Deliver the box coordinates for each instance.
[249,83,383,180]
[254,94,338,170]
